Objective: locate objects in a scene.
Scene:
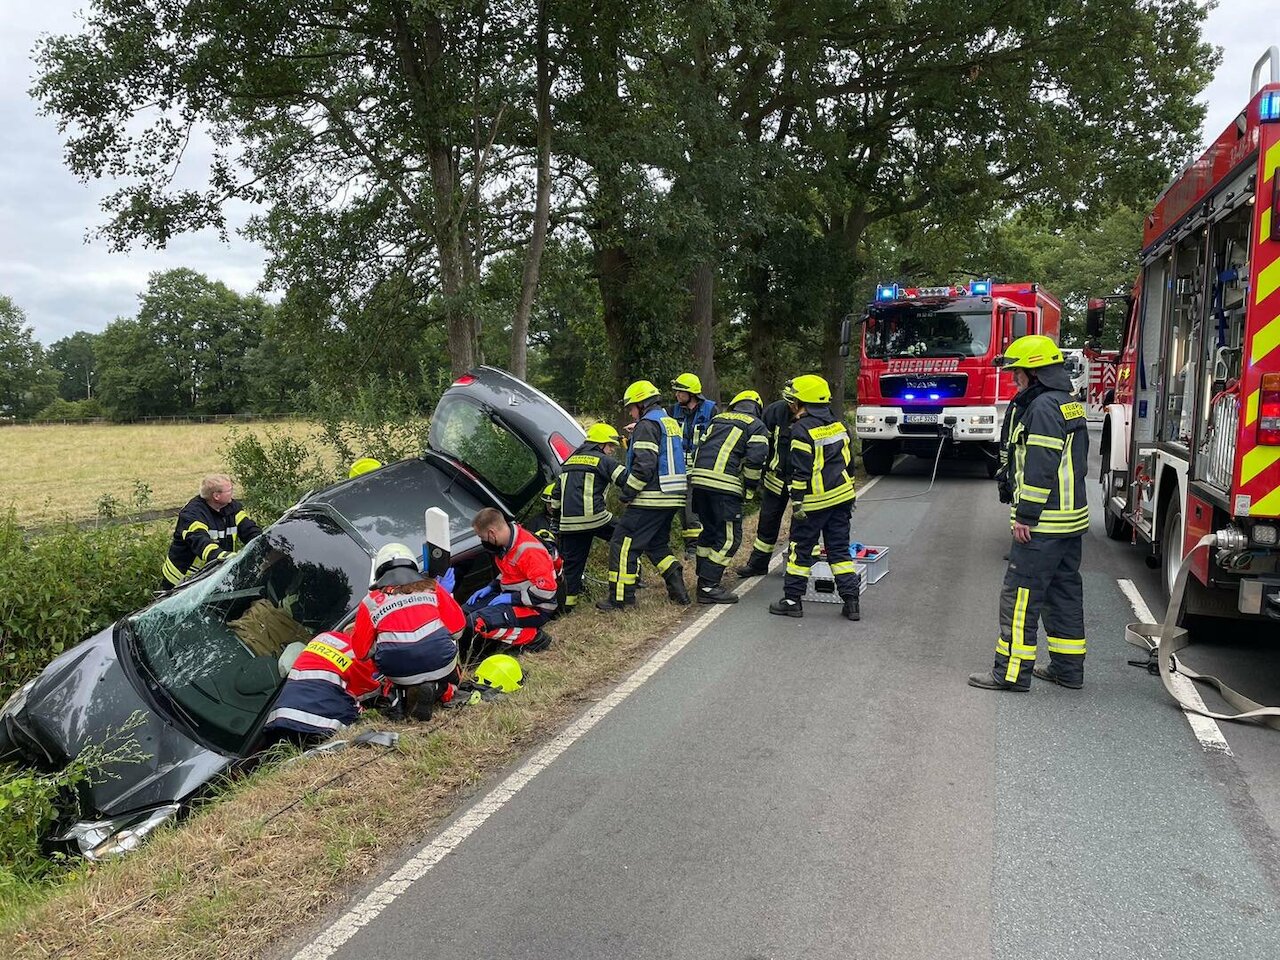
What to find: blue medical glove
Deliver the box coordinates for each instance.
[437,567,457,592]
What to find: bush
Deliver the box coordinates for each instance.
[305,372,434,467]
[222,429,336,523]
[0,511,167,701]
[32,398,104,421]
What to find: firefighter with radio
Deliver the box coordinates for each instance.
[670,373,718,555]
[599,380,691,610]
[969,335,1089,692]
[688,390,769,603]
[738,384,798,576]
[552,423,629,611]
[769,375,860,621]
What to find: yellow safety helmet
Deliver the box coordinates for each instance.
[671,373,703,396]
[787,374,831,405]
[348,457,383,479]
[621,379,661,407]
[586,423,622,445]
[999,335,1063,370]
[473,653,523,692]
[730,389,763,409]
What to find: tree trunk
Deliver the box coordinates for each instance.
[511,0,552,380]
[745,243,780,401]
[690,259,718,398]
[598,242,632,403]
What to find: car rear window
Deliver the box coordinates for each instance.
[429,396,540,496]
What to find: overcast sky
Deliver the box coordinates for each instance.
[0,2,1273,344]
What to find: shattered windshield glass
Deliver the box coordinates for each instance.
[865,303,994,359]
[128,513,368,752]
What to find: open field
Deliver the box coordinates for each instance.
[0,421,318,525]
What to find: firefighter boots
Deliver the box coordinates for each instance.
[736,562,768,578]
[842,595,860,621]
[769,598,803,618]
[967,671,1029,692]
[664,564,691,605]
[1033,664,1083,689]
[696,580,738,604]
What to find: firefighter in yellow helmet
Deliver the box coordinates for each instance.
[688,389,768,603]
[552,422,629,611]
[599,380,691,610]
[969,335,1088,692]
[738,381,799,576]
[348,457,383,479]
[768,375,860,621]
[669,373,718,556]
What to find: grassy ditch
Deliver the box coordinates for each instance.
[0,515,761,960]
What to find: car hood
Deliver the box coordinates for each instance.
[12,624,230,818]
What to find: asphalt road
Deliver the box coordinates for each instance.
[293,427,1280,959]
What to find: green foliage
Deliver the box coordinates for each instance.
[221,429,335,523]
[45,332,99,403]
[305,373,436,468]
[0,513,168,701]
[0,297,58,419]
[32,398,105,421]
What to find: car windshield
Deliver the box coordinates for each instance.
[865,304,993,359]
[128,512,369,753]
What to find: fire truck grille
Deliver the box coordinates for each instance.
[879,374,968,400]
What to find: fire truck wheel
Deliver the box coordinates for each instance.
[862,444,895,476]
[1161,500,1183,602]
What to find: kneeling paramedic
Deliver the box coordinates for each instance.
[769,375,860,622]
[161,474,262,589]
[553,423,629,611]
[354,543,468,720]
[670,373,718,555]
[969,335,1088,691]
[263,629,380,746]
[465,508,560,651]
[689,390,768,603]
[738,385,797,576]
[599,380,691,610]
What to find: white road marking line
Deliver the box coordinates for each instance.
[294,476,881,960]
[1116,578,1232,755]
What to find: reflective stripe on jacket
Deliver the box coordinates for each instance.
[1010,391,1090,536]
[689,410,769,496]
[670,398,717,453]
[624,405,687,508]
[761,399,794,495]
[354,585,464,686]
[265,630,378,734]
[788,406,856,510]
[496,523,560,614]
[554,443,628,531]
[163,496,262,585]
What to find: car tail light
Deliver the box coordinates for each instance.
[548,432,575,462]
[453,374,477,386]
[1260,374,1280,445]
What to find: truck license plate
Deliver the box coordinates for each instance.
[903,413,939,424]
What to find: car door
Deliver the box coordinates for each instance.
[428,367,586,517]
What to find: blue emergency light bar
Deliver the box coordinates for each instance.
[969,279,992,296]
[876,284,899,302]
[1262,91,1280,123]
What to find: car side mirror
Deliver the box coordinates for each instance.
[1011,311,1030,339]
[1085,299,1106,338]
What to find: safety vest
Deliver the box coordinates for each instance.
[671,398,717,453]
[789,407,856,510]
[1010,391,1090,536]
[624,407,687,508]
[556,443,628,531]
[495,524,560,614]
[689,410,770,496]
[265,630,377,735]
[355,586,464,686]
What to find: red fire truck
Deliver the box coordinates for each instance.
[1093,46,1280,617]
[853,281,1062,475]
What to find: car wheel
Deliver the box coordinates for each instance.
[1162,500,1183,602]
[863,444,894,476]
[1100,438,1131,541]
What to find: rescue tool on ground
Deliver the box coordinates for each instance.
[843,280,1063,477]
[1091,46,1280,624]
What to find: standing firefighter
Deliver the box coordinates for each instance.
[161,474,262,589]
[969,335,1088,692]
[552,423,629,611]
[738,386,797,576]
[670,373,717,555]
[689,390,769,603]
[769,375,860,622]
[599,380,691,610]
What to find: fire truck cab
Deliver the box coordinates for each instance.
[854,281,1062,476]
[1094,46,1280,618]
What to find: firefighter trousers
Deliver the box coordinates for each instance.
[783,502,858,601]
[681,485,703,547]
[559,522,613,610]
[692,489,743,587]
[744,486,788,570]
[608,506,680,605]
[992,534,1086,689]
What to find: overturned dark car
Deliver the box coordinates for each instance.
[0,368,584,859]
